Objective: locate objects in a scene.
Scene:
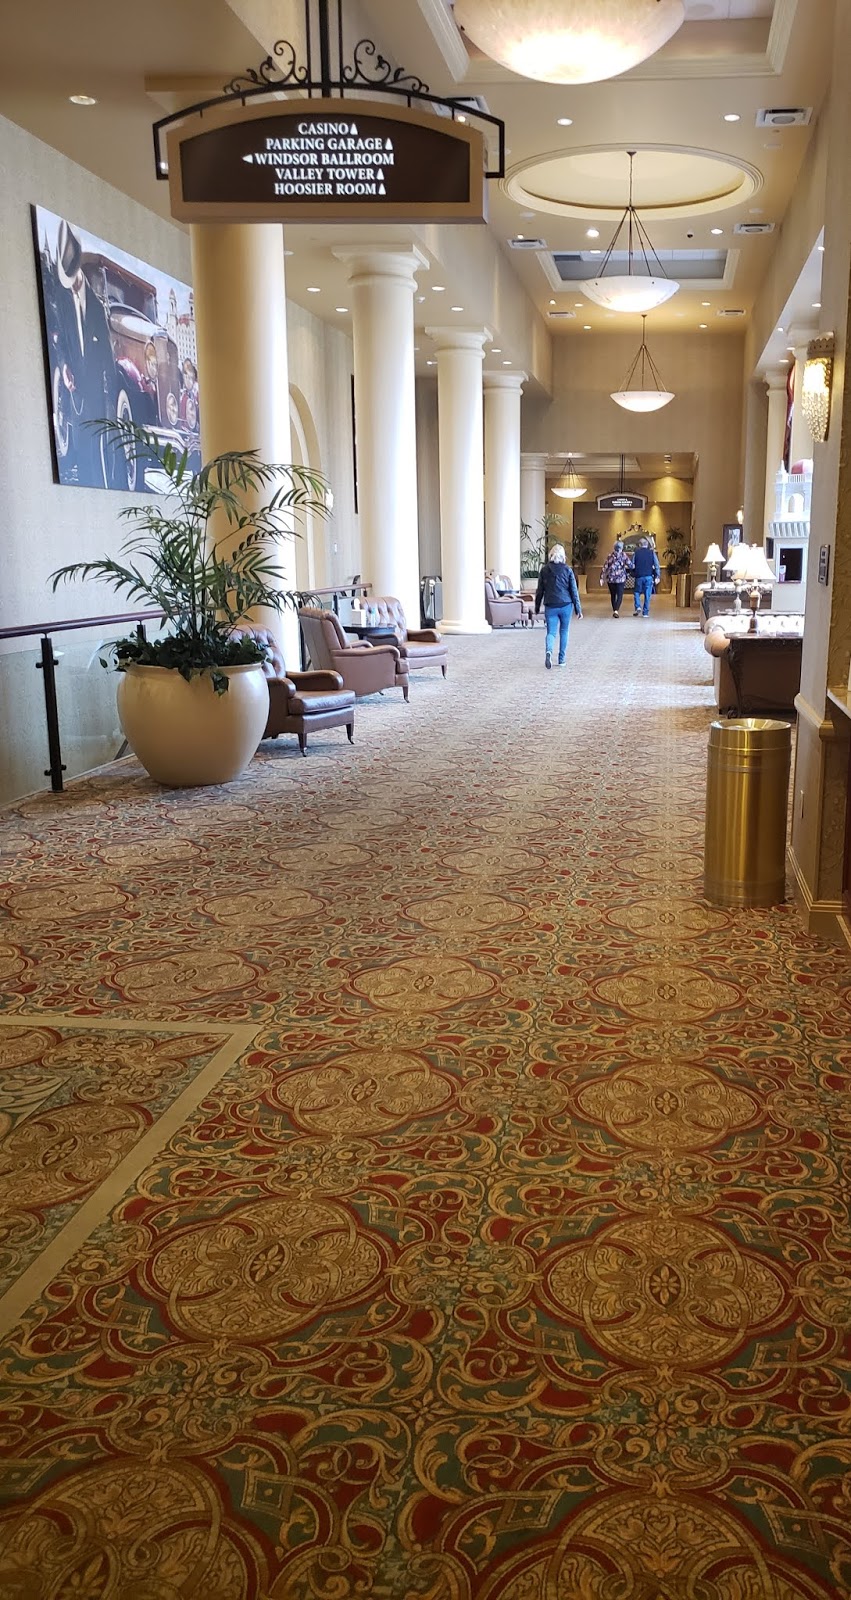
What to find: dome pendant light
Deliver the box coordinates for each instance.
[611,316,675,412]
[453,0,685,86]
[581,152,679,314]
[551,456,586,499]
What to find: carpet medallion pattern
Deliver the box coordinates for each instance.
[0,608,850,1597]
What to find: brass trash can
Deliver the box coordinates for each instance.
[704,718,792,906]
[675,572,692,608]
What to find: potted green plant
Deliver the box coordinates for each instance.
[571,526,599,592]
[520,511,566,579]
[662,527,692,606]
[50,421,331,788]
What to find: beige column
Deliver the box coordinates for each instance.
[427,326,491,634]
[788,0,851,936]
[334,246,427,627]
[484,372,527,586]
[191,222,299,664]
[788,330,816,471]
[741,379,767,547]
[762,367,790,545]
[521,452,548,535]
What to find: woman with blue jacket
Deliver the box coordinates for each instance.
[534,544,583,669]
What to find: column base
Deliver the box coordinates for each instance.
[440,618,492,635]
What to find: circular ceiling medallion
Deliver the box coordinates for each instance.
[505,145,762,222]
[454,0,685,85]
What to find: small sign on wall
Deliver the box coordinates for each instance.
[818,544,830,584]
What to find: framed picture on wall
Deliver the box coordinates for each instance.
[32,204,200,493]
[722,523,742,560]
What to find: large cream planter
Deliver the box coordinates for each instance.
[117,663,269,787]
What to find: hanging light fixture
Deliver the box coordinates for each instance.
[611,316,675,412]
[581,152,679,314]
[551,456,587,499]
[453,0,685,85]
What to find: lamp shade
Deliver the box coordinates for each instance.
[453,0,685,85]
[703,543,725,564]
[582,275,680,315]
[551,456,586,499]
[611,388,675,413]
[740,547,776,584]
[723,543,753,578]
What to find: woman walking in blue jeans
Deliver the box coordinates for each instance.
[534,544,583,668]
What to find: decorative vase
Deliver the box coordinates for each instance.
[117,663,270,787]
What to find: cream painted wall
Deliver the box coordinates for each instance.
[0,113,357,636]
[527,331,743,560]
[415,376,441,578]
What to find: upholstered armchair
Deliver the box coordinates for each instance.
[229,627,356,755]
[298,607,410,700]
[484,579,524,628]
[368,597,448,677]
[497,575,535,627]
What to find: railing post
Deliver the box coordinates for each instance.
[36,634,65,792]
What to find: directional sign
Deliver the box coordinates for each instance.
[597,492,647,511]
[168,99,485,224]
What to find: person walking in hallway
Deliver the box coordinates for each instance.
[534,543,583,668]
[631,537,661,617]
[599,539,630,617]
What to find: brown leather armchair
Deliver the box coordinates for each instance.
[368,597,448,676]
[299,607,410,700]
[484,579,524,628]
[230,627,356,755]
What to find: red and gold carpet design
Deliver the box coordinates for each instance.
[1,600,851,1598]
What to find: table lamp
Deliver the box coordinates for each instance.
[703,542,724,587]
[739,546,776,631]
[723,542,753,614]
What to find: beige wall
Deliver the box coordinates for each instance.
[415,376,441,578]
[526,331,743,560]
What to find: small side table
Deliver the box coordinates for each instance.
[344,624,399,645]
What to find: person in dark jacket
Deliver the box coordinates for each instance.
[630,537,661,617]
[534,543,583,669]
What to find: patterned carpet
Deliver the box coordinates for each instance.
[1,594,851,1599]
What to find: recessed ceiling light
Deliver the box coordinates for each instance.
[702,301,711,307]
[426,359,436,366]
[588,250,601,255]
[457,114,467,123]
[492,348,502,353]
[417,295,426,303]
[451,305,464,311]
[432,285,446,292]
[69,94,97,106]
[710,228,723,236]
[549,299,557,306]
[724,113,740,123]
[699,323,708,329]
[749,207,764,215]
[574,302,584,307]
[583,324,591,330]
[812,301,822,308]
[335,306,348,313]
[586,228,600,239]
[521,211,535,219]
[777,326,784,333]
[414,346,420,352]
[779,358,789,364]
[818,244,825,252]
[557,117,573,126]
[502,360,511,365]
[307,286,320,293]
[516,234,525,240]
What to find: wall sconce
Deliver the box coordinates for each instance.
[802,333,834,443]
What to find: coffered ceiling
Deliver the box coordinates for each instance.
[0,0,835,371]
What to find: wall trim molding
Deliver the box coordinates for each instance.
[788,846,845,941]
[768,0,799,75]
[794,692,840,741]
[416,0,470,81]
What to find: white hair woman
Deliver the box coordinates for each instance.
[534,542,583,669]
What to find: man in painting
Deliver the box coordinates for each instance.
[55,218,118,487]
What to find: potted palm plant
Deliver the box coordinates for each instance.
[571,526,599,592]
[50,421,331,787]
[520,511,566,579]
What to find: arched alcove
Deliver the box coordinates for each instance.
[289,386,325,592]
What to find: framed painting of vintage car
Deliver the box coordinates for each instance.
[32,205,201,492]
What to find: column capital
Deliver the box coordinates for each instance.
[333,245,429,289]
[786,324,817,352]
[426,326,491,354]
[483,370,528,392]
[521,451,549,470]
[764,365,791,393]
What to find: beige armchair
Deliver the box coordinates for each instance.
[497,575,535,627]
[299,607,409,700]
[368,597,448,676]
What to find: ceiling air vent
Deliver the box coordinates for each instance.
[548,310,577,318]
[717,308,746,317]
[509,237,547,250]
[733,221,775,235]
[756,107,812,128]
